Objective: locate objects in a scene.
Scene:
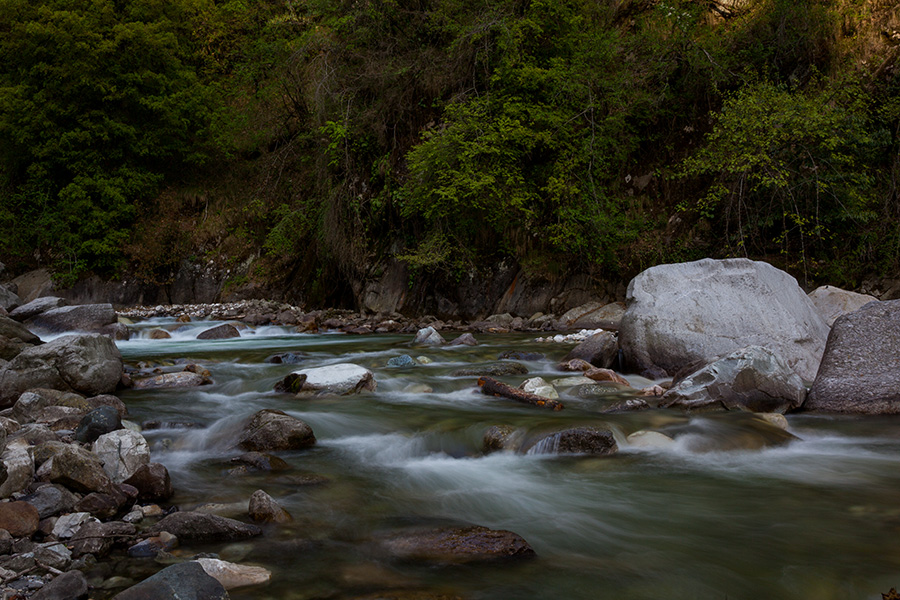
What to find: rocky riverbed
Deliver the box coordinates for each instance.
[1,258,899,599]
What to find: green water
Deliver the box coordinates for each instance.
[115,319,900,599]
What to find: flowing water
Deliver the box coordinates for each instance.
[115,319,900,599]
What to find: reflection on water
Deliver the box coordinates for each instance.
[117,319,900,599]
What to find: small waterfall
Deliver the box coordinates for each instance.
[526,432,562,455]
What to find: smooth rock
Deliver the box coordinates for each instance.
[451,363,528,377]
[626,430,676,449]
[127,531,178,558]
[30,569,88,600]
[808,285,878,326]
[124,462,174,501]
[75,405,122,443]
[525,427,618,456]
[447,334,478,346]
[132,371,210,390]
[9,298,66,322]
[380,526,535,563]
[562,331,618,369]
[518,377,558,400]
[413,327,445,346]
[197,557,271,590]
[560,301,625,330]
[482,425,521,453]
[248,490,292,523]
[660,346,807,414]
[237,409,316,452]
[93,429,151,483]
[291,363,376,394]
[806,299,900,414]
[113,560,229,600]
[197,323,241,340]
[619,258,828,381]
[231,452,290,472]
[0,501,40,537]
[0,286,20,311]
[148,329,171,340]
[147,511,262,542]
[27,304,116,333]
[20,484,77,518]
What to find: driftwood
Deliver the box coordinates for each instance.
[477,377,564,411]
[559,358,631,386]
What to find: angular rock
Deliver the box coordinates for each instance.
[237,409,316,452]
[0,501,40,537]
[0,441,34,498]
[48,444,112,494]
[93,429,151,483]
[808,285,878,326]
[518,377,558,400]
[75,405,122,443]
[619,258,829,381]
[380,526,535,563]
[291,363,376,394]
[0,286,20,311]
[33,541,72,571]
[497,351,544,361]
[9,297,67,322]
[27,304,116,333]
[197,557,271,590]
[20,484,77,519]
[0,334,122,407]
[114,561,229,600]
[30,569,88,600]
[74,492,122,519]
[660,346,807,414]
[127,531,178,558]
[387,355,416,367]
[413,327,445,346]
[51,512,94,539]
[197,323,241,340]
[562,331,618,369]
[482,425,520,453]
[525,427,618,456]
[146,511,262,542]
[806,299,900,414]
[248,490,292,523]
[132,371,210,390]
[560,301,625,330]
[231,452,290,472]
[451,363,528,377]
[447,334,478,347]
[124,462,174,501]
[148,328,171,340]
[0,315,41,352]
[70,520,136,558]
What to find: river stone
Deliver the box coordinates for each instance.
[8,297,67,322]
[231,452,291,472]
[114,561,229,600]
[48,444,113,494]
[0,501,40,537]
[518,377,558,400]
[482,425,522,453]
[0,334,123,407]
[562,331,618,369]
[237,409,316,451]
[70,520,136,558]
[526,427,618,456]
[0,315,40,355]
[626,430,676,449]
[448,333,478,346]
[51,512,93,539]
[0,286,20,311]
[292,363,376,394]
[197,323,241,340]
[413,327,445,346]
[806,299,900,414]
[560,301,626,330]
[619,258,828,381]
[30,569,88,600]
[21,484,77,519]
[127,531,178,558]
[0,442,34,498]
[132,371,210,389]
[197,558,272,590]
[147,511,262,542]
[380,526,535,563]
[92,429,151,483]
[659,346,807,414]
[498,351,544,361]
[808,285,878,326]
[248,490,292,523]
[148,328,171,340]
[451,363,528,377]
[75,405,123,443]
[33,541,72,571]
[387,355,416,367]
[26,304,116,333]
[124,462,174,501]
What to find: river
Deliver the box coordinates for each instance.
[114,318,900,599]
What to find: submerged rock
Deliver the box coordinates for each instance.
[196,323,241,340]
[388,355,416,367]
[197,557,272,590]
[147,511,262,542]
[379,526,535,563]
[451,363,528,377]
[247,489,292,523]
[660,346,807,414]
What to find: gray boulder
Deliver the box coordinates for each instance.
[248,489,292,523]
[0,334,122,407]
[114,561,229,600]
[20,484,78,519]
[291,363,375,394]
[619,258,828,381]
[9,297,67,322]
[47,444,113,494]
[808,285,878,326]
[806,299,900,414]
[660,346,807,413]
[413,326,445,346]
[197,323,241,340]
[70,520,135,558]
[237,409,316,451]
[31,569,88,600]
[93,429,151,483]
[147,511,262,542]
[559,301,625,330]
[0,441,35,498]
[0,286,20,311]
[525,427,618,456]
[132,371,210,389]
[75,405,123,443]
[0,315,40,361]
[562,331,618,368]
[379,525,535,563]
[26,303,116,333]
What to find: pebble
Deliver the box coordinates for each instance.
[535,329,604,343]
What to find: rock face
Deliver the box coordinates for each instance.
[114,561,229,600]
[660,346,807,414]
[8,296,67,322]
[380,526,535,563]
[197,323,241,340]
[26,303,117,333]
[806,300,900,414]
[291,363,376,394]
[525,427,618,456]
[0,334,123,407]
[147,511,262,542]
[562,331,618,368]
[808,285,878,326]
[237,409,316,451]
[619,258,828,381]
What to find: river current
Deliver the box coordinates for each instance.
[114,318,900,599]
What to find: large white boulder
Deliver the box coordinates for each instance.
[807,285,877,326]
[93,429,151,483]
[292,363,376,394]
[619,258,828,381]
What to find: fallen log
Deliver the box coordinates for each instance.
[477,377,564,411]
